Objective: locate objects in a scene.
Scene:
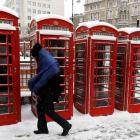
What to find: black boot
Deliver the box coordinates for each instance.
[34,130,49,134]
[61,124,72,136]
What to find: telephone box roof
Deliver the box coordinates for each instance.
[77,20,117,31]
[32,14,73,25]
[118,27,140,34]
[0,6,18,18]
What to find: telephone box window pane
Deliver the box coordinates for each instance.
[134,62,140,68]
[9,56,12,64]
[45,40,65,48]
[96,92,109,99]
[134,55,140,61]
[60,68,64,76]
[117,54,125,60]
[115,93,123,103]
[76,88,85,96]
[0,86,8,94]
[116,68,124,75]
[8,35,11,43]
[75,96,84,104]
[66,50,69,57]
[54,103,66,110]
[118,47,125,53]
[77,74,84,81]
[96,99,110,107]
[0,56,7,64]
[0,96,8,104]
[0,106,8,114]
[0,46,6,54]
[0,76,8,84]
[94,69,111,75]
[8,46,12,54]
[116,76,124,82]
[77,51,85,58]
[9,106,13,113]
[76,59,84,66]
[9,96,13,103]
[0,66,7,74]
[0,35,6,43]
[9,86,13,94]
[9,76,12,84]
[133,70,140,76]
[134,48,140,54]
[76,67,84,74]
[49,50,65,57]
[58,59,65,66]
[131,98,140,104]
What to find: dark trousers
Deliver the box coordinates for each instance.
[37,100,69,131]
[36,74,70,131]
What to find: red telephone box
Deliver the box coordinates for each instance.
[0,6,20,125]
[116,28,140,113]
[74,21,118,116]
[30,14,74,120]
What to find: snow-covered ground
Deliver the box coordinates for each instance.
[1,105,140,140]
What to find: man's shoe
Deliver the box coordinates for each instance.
[34,130,49,134]
[61,124,72,136]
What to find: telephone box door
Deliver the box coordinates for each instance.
[128,44,140,112]
[115,43,128,110]
[74,41,88,114]
[90,41,116,116]
[40,37,73,119]
[0,32,19,125]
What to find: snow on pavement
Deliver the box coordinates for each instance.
[1,105,140,140]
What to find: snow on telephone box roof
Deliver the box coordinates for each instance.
[32,14,73,25]
[0,6,19,18]
[0,23,16,30]
[118,27,140,34]
[77,20,117,31]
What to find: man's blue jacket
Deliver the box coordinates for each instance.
[28,48,60,94]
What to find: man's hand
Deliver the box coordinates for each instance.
[32,86,39,96]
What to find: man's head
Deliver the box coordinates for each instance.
[31,43,42,58]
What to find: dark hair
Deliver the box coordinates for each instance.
[31,43,42,58]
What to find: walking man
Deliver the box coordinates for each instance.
[28,43,72,136]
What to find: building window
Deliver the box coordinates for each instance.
[79,17,83,23]
[16,8,20,13]
[47,11,50,14]
[132,5,139,16]
[27,8,31,13]
[43,11,46,14]
[38,3,41,7]
[47,4,50,9]
[43,4,46,8]
[107,10,113,19]
[38,10,41,14]
[32,2,36,6]
[33,9,36,14]
[28,23,30,27]
[27,1,31,5]
[28,16,31,20]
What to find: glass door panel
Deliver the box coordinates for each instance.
[115,45,127,110]
[74,43,87,113]
[45,39,69,111]
[93,44,113,107]
[0,34,14,115]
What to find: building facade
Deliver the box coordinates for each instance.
[83,0,140,28]
[128,0,140,27]
[5,0,64,39]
